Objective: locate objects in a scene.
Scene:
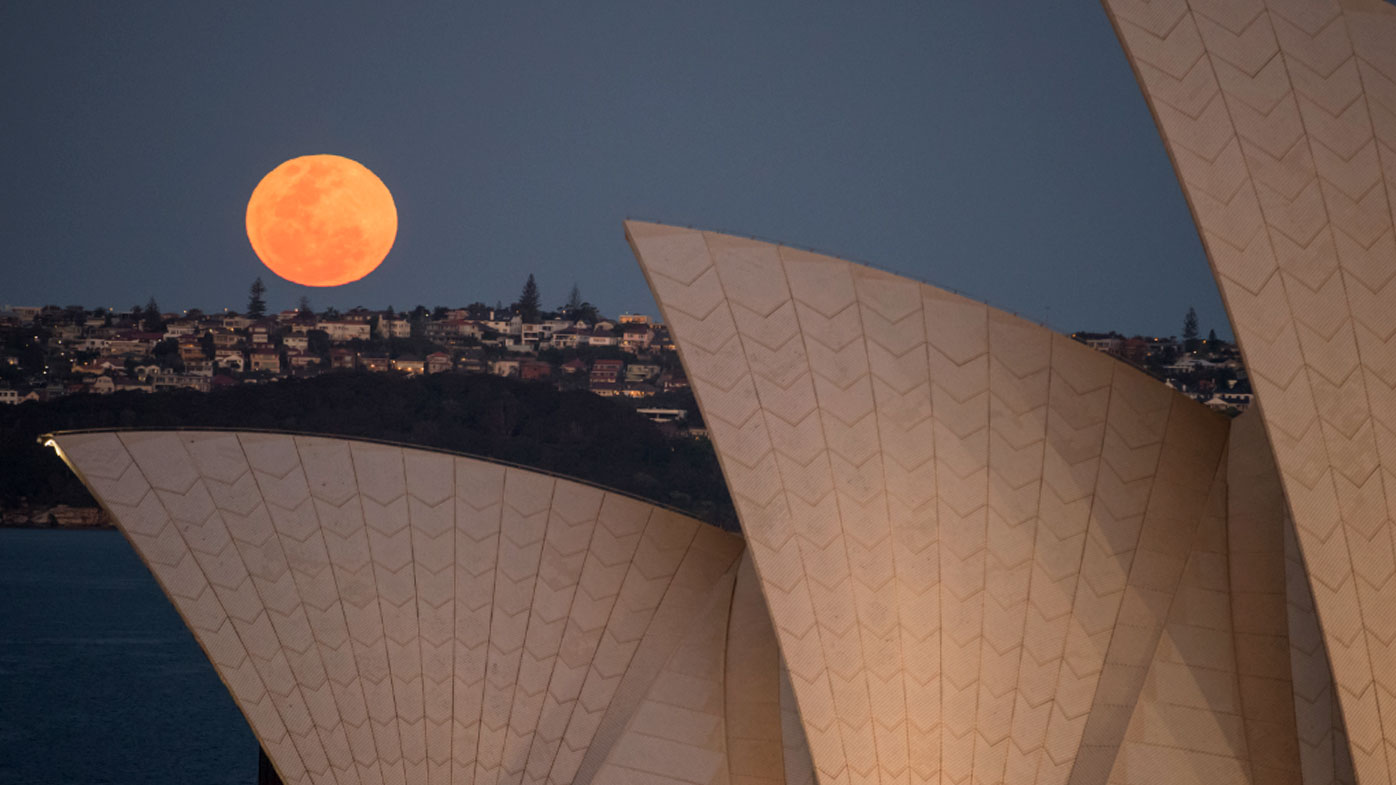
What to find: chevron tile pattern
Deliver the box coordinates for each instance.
[1103,410,1351,785]
[1101,1,1396,781]
[1104,447,1248,785]
[629,221,1325,785]
[50,430,807,785]
[1226,411,1307,785]
[590,556,742,785]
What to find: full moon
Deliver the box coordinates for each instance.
[245,154,397,287]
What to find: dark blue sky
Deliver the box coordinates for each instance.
[1,2,1231,338]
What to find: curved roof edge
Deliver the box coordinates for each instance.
[625,219,1218,405]
[48,429,805,785]
[41,424,713,528]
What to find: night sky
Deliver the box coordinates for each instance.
[1,2,1232,339]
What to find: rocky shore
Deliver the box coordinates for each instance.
[1,505,113,529]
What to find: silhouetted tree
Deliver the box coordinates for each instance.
[572,302,599,325]
[1182,306,1199,352]
[409,305,429,339]
[141,298,164,332]
[297,295,313,317]
[152,338,181,370]
[307,329,331,357]
[247,277,267,318]
[516,274,541,322]
[565,283,583,313]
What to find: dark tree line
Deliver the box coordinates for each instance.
[0,373,737,529]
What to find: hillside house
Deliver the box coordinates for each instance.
[319,321,371,342]
[330,349,357,369]
[214,348,245,372]
[360,355,391,372]
[248,349,281,373]
[590,359,623,385]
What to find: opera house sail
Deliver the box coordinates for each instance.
[1101,1,1396,783]
[46,430,811,785]
[628,221,1348,785]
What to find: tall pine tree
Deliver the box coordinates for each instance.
[247,277,268,318]
[1182,306,1200,352]
[141,297,164,333]
[516,274,541,322]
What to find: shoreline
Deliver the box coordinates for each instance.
[1,505,114,530]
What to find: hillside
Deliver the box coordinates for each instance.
[0,372,737,530]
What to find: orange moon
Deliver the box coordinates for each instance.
[245,154,397,287]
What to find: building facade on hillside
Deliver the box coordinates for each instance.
[248,348,280,373]
[329,348,356,370]
[391,355,425,374]
[377,316,411,339]
[318,321,371,342]
[589,359,622,386]
[359,354,391,373]
[213,348,245,372]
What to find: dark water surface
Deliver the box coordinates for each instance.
[0,529,254,784]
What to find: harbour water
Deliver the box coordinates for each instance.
[0,529,253,784]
